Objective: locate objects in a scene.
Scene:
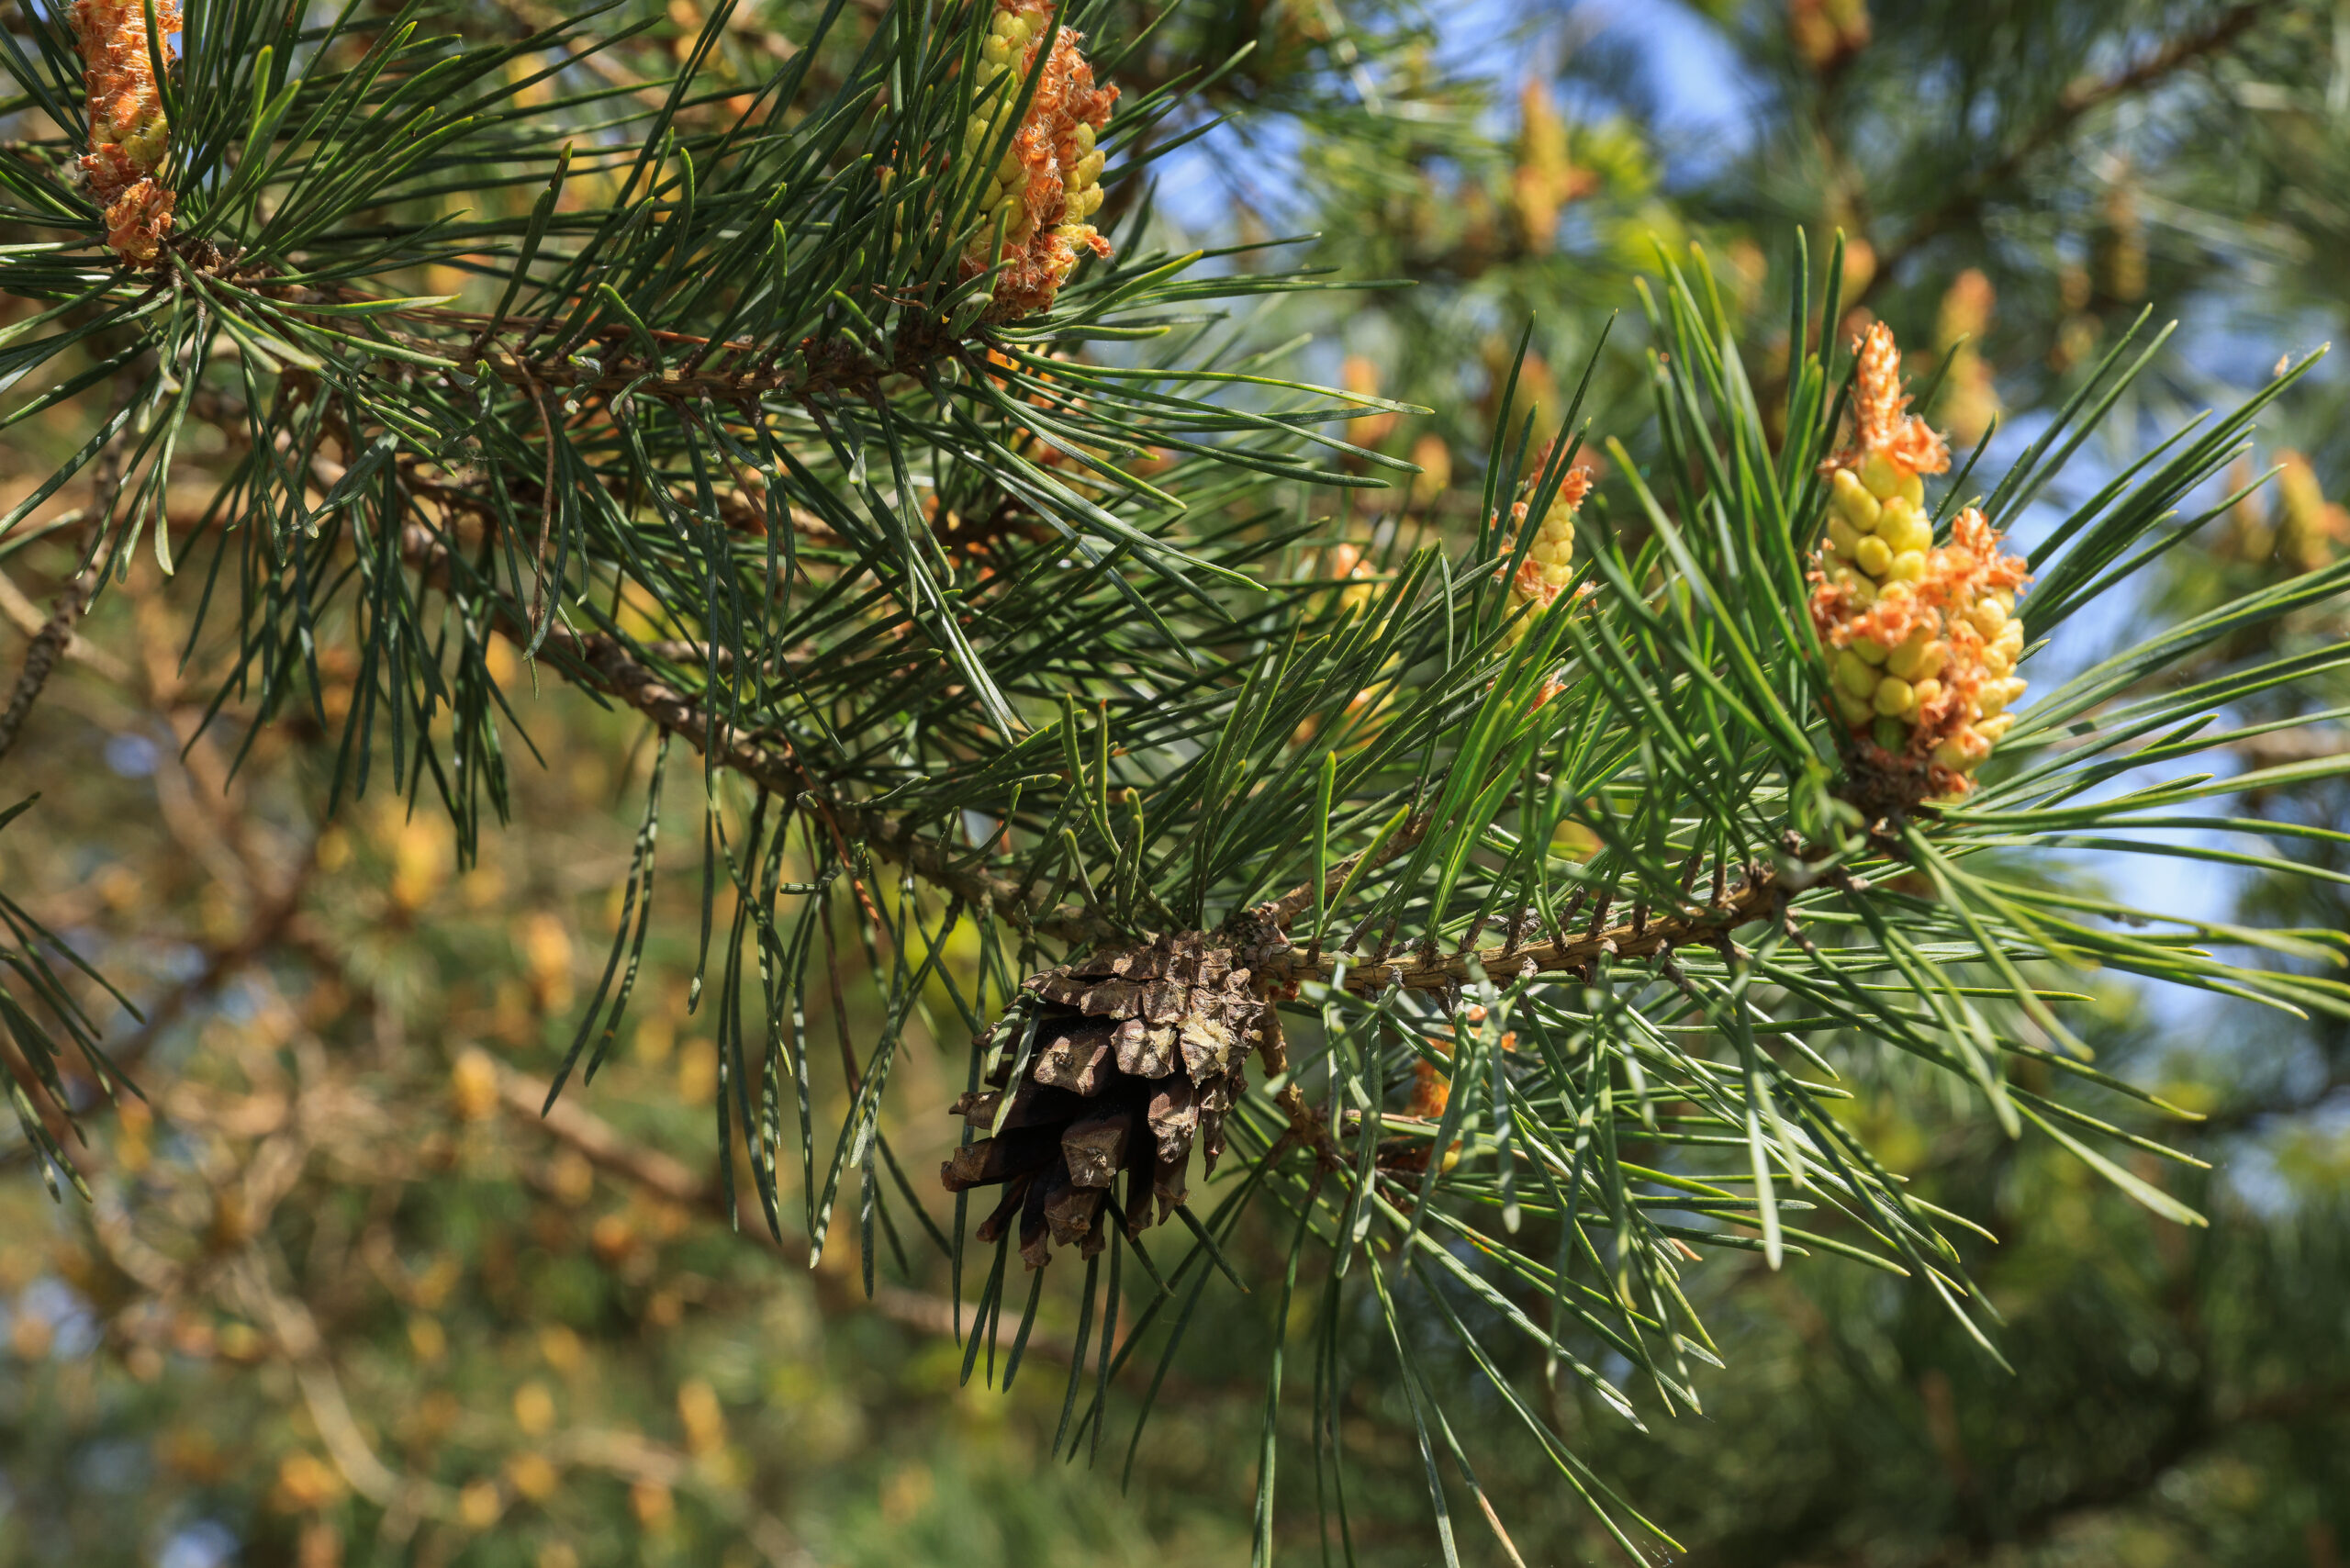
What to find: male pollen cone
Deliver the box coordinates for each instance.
[957,0,1118,319]
[71,0,179,266]
[1501,455,1594,645]
[1810,321,2031,801]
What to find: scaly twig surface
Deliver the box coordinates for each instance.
[0,377,137,767]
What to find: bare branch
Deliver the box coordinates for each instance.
[1265,872,1779,993]
[0,559,131,684]
[0,380,138,767]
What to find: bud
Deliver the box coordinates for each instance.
[589,1211,638,1266]
[1839,237,1877,302]
[506,1452,561,1503]
[512,1381,558,1436]
[1811,322,2031,799]
[630,1480,676,1531]
[1292,544,1392,745]
[457,1479,503,1530]
[518,910,575,1013]
[69,0,179,266]
[1322,541,1378,618]
[677,1377,728,1457]
[2217,454,2274,564]
[958,0,1120,319]
[1292,681,1393,748]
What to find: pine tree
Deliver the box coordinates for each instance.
[2,0,2347,1562]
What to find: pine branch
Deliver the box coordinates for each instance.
[386,316,945,406]
[1261,807,1435,930]
[0,562,130,684]
[225,1250,465,1526]
[0,375,136,767]
[1263,863,1780,992]
[394,522,1109,945]
[286,387,837,549]
[231,268,974,412]
[98,645,320,1082]
[1863,3,2267,297]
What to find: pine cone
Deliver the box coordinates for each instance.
[940,932,1268,1267]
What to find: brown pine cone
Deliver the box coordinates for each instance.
[940,932,1268,1267]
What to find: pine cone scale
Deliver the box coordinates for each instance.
[1044,1181,1106,1249]
[1020,1166,1065,1267]
[949,1082,1092,1131]
[975,1175,1034,1242]
[1178,1015,1238,1078]
[1147,1077,1197,1161]
[941,1125,1063,1192]
[1033,1020,1117,1093]
[1060,1108,1134,1187]
[1113,1017,1179,1077]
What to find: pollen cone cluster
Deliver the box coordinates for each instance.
[941,933,1266,1267]
[70,0,178,266]
[958,0,1117,319]
[1502,460,1594,644]
[1811,322,2031,799]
